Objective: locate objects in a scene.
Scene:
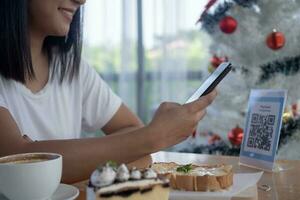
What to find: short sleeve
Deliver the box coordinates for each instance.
[0,82,8,110]
[0,96,7,109]
[80,61,122,132]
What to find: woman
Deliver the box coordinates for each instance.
[0,0,217,183]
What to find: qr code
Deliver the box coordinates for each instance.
[246,113,275,151]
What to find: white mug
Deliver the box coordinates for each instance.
[0,153,62,200]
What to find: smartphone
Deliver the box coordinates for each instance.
[185,62,232,104]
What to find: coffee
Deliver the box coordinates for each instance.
[2,158,49,164]
[0,154,58,164]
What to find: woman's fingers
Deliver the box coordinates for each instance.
[184,89,217,113]
[149,90,218,149]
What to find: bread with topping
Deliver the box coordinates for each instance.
[151,162,233,191]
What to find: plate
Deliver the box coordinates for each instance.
[51,183,79,200]
[0,184,79,200]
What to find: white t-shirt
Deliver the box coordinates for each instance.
[0,60,122,141]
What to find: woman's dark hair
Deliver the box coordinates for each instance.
[0,0,83,83]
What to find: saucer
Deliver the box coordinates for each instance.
[51,183,79,200]
[0,183,79,200]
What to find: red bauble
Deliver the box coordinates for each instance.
[266,30,285,50]
[219,16,238,34]
[208,133,221,145]
[197,0,218,23]
[228,125,244,147]
[211,55,228,68]
[292,103,299,117]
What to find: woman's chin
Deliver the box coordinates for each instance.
[50,26,70,37]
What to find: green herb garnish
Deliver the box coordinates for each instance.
[97,160,118,171]
[107,160,118,169]
[176,164,193,173]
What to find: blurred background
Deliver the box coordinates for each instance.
[82,0,300,159]
[83,0,210,121]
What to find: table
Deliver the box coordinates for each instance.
[74,151,300,200]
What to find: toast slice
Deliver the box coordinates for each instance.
[151,162,233,191]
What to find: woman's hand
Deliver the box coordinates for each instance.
[148,90,217,149]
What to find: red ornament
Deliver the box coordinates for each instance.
[292,103,299,117]
[197,0,218,23]
[211,55,228,68]
[219,16,238,34]
[208,55,228,72]
[208,133,221,145]
[266,30,285,50]
[228,125,244,147]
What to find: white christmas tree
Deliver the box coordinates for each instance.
[175,0,300,159]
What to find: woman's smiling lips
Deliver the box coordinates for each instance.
[58,7,76,22]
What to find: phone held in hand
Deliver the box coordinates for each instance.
[185,62,232,104]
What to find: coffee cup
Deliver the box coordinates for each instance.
[0,153,62,200]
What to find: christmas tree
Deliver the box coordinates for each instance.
[176,0,300,159]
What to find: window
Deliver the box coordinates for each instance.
[83,0,209,122]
